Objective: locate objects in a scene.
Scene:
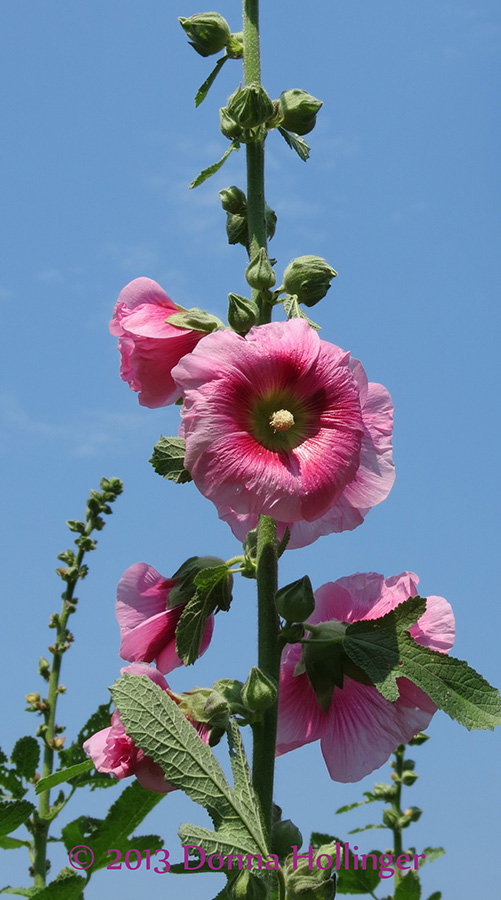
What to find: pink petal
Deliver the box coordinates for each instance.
[276,642,328,754]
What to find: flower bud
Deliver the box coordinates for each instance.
[403,806,422,824]
[212,678,244,706]
[226,83,274,130]
[242,667,278,712]
[402,770,419,787]
[219,185,247,214]
[408,732,429,746]
[283,256,337,307]
[279,89,323,135]
[226,213,248,246]
[271,818,303,860]
[275,576,315,622]
[220,106,244,141]
[178,12,230,57]
[230,869,268,900]
[228,293,258,334]
[246,248,276,290]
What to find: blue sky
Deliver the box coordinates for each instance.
[1,1,500,898]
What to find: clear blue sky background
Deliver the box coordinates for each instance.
[1,1,499,898]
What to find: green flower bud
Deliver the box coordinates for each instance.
[403,806,422,825]
[219,185,247,214]
[212,678,244,706]
[402,770,419,787]
[408,732,429,746]
[220,106,243,141]
[225,212,248,246]
[241,666,278,712]
[382,808,400,829]
[178,12,231,57]
[246,248,276,290]
[271,818,303,860]
[226,83,274,130]
[283,255,337,307]
[228,293,258,334]
[279,89,323,135]
[230,869,268,900]
[275,576,315,623]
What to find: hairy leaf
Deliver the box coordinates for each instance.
[35,761,93,795]
[24,869,86,900]
[189,142,240,189]
[176,565,232,665]
[0,800,35,837]
[282,294,321,330]
[149,436,192,484]
[278,126,311,161]
[195,56,228,106]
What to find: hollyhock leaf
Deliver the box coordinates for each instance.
[150,436,192,484]
[347,824,385,834]
[397,634,501,730]
[35,761,93,794]
[10,737,39,781]
[426,894,442,900]
[195,55,228,107]
[20,870,87,900]
[61,780,164,870]
[419,847,445,868]
[227,719,265,837]
[394,870,421,900]
[282,294,321,330]
[278,125,311,160]
[335,851,382,894]
[189,141,240,189]
[343,597,427,701]
[0,800,35,837]
[0,837,31,850]
[112,675,268,860]
[167,308,225,333]
[176,566,233,665]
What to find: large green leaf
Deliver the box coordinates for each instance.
[0,800,35,837]
[344,597,501,730]
[10,738,40,782]
[149,436,192,484]
[112,675,268,861]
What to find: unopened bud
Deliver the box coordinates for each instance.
[245,248,276,290]
[408,732,429,746]
[230,869,268,900]
[283,255,337,308]
[226,83,274,131]
[178,13,230,57]
[228,294,258,334]
[219,185,247,214]
[26,693,40,705]
[275,576,315,623]
[226,212,248,246]
[220,106,243,141]
[271,818,303,860]
[279,89,323,135]
[241,667,277,712]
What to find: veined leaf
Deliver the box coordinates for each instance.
[195,56,228,106]
[394,870,421,899]
[176,565,233,665]
[189,141,240,189]
[35,760,93,795]
[278,126,310,161]
[10,738,39,782]
[282,294,321,330]
[0,800,35,837]
[149,436,192,484]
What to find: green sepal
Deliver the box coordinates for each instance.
[149,436,192,484]
[189,141,240,189]
[275,576,315,623]
[10,737,40,781]
[278,126,311,161]
[166,307,225,333]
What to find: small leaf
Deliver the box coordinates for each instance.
[394,870,421,899]
[278,126,311,161]
[420,846,445,867]
[0,889,37,897]
[282,294,320,330]
[0,836,31,850]
[195,55,228,106]
[25,869,86,900]
[176,566,233,665]
[189,141,240,189]
[149,436,192,484]
[336,797,377,815]
[35,760,93,794]
[426,893,442,900]
[0,800,35,837]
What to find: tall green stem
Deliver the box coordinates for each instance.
[391,744,405,890]
[242,4,280,836]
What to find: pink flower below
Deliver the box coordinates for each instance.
[110,277,205,407]
[276,572,455,782]
[83,664,209,793]
[115,562,214,673]
[172,319,394,549]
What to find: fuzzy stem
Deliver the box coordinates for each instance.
[252,514,280,838]
[391,744,405,890]
[243,0,271,325]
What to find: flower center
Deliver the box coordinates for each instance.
[269,409,295,433]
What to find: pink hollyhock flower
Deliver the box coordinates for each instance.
[276,572,455,782]
[83,664,209,793]
[116,562,214,673]
[172,319,394,549]
[110,277,206,407]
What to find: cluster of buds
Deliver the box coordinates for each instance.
[220,83,275,142]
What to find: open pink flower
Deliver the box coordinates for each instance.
[172,319,394,549]
[83,664,208,793]
[276,572,455,782]
[110,277,205,407]
[116,562,214,673]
